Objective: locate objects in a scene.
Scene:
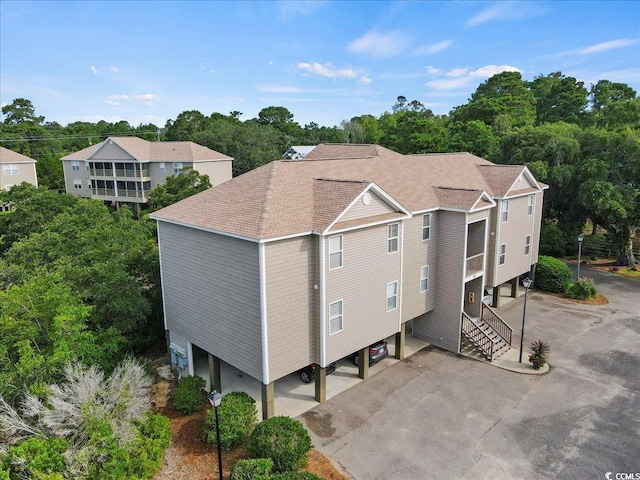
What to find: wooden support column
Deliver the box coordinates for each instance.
[357,347,369,379]
[261,382,275,420]
[395,322,406,360]
[208,353,221,393]
[314,366,327,403]
[511,276,520,298]
[492,286,501,308]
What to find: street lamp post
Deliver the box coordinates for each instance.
[519,277,533,363]
[207,391,223,480]
[577,233,584,280]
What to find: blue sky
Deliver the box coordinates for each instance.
[1,1,639,129]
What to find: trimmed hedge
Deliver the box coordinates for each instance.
[535,256,572,293]
[205,391,258,450]
[173,375,206,415]
[247,416,313,473]
[271,472,323,480]
[230,458,273,480]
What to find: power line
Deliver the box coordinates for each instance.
[0,130,161,143]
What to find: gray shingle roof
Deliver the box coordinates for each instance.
[152,144,538,240]
[0,147,37,164]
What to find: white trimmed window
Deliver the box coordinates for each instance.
[5,185,14,191]
[73,179,82,189]
[502,200,509,222]
[3,164,19,175]
[329,235,343,270]
[160,162,166,174]
[386,281,398,312]
[499,244,507,265]
[388,223,399,253]
[173,162,183,174]
[422,214,431,241]
[71,161,80,171]
[420,265,429,292]
[525,235,531,255]
[527,195,534,215]
[329,300,343,334]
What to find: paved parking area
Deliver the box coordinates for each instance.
[299,265,640,479]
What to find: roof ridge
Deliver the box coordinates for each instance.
[257,162,278,238]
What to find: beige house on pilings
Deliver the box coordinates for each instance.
[151,144,547,418]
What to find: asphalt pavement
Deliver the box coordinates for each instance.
[299,264,640,480]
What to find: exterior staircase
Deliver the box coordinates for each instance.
[461,304,513,362]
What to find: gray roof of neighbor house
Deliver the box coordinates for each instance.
[151,144,541,241]
[61,137,232,162]
[0,146,37,164]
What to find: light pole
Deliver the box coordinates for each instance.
[577,233,584,280]
[519,277,533,363]
[207,391,223,480]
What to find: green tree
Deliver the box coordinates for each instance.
[449,120,499,159]
[147,167,212,211]
[451,71,536,128]
[529,72,588,125]
[2,98,44,125]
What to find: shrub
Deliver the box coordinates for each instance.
[205,391,258,450]
[5,437,68,479]
[230,458,273,480]
[566,278,597,300]
[540,224,565,251]
[535,256,571,293]
[173,375,206,415]
[271,473,323,480]
[247,416,313,473]
[529,340,550,370]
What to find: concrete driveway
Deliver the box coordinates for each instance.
[299,265,640,480]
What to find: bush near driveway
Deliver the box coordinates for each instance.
[566,277,597,299]
[247,416,313,473]
[173,375,206,415]
[535,255,572,293]
[230,458,273,480]
[204,391,258,450]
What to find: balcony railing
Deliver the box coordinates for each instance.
[466,253,484,277]
[92,189,144,198]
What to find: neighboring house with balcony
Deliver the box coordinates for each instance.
[0,146,38,210]
[61,137,232,213]
[150,144,546,418]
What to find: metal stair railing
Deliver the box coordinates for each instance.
[461,312,495,362]
[482,303,513,346]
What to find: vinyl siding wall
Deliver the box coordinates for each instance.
[193,161,233,187]
[531,193,544,261]
[264,236,317,381]
[401,214,437,322]
[324,223,402,363]
[62,160,91,198]
[412,210,466,352]
[1,163,37,190]
[158,221,263,381]
[340,191,396,222]
[494,195,537,285]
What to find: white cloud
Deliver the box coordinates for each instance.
[412,40,453,56]
[268,61,274,66]
[297,62,357,79]
[106,93,160,107]
[466,1,542,27]
[358,76,372,85]
[425,64,520,90]
[276,0,328,20]
[579,38,638,54]
[110,66,119,72]
[426,66,442,75]
[346,31,410,59]
[210,69,217,74]
[89,65,98,74]
[258,85,304,93]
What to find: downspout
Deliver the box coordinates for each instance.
[319,235,326,368]
[259,242,270,385]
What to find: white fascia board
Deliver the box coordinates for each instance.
[412,207,439,215]
[156,222,169,331]
[150,218,261,243]
[325,182,411,232]
[470,191,497,211]
[323,214,411,235]
[88,137,139,162]
[319,235,327,368]
[259,242,270,384]
[503,168,544,197]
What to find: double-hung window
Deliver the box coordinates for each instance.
[422,214,431,241]
[388,223,399,253]
[160,162,166,174]
[329,300,343,334]
[502,200,509,222]
[525,235,531,255]
[527,195,534,215]
[73,179,82,189]
[329,235,343,270]
[420,265,429,292]
[499,244,507,265]
[386,281,398,312]
[3,164,19,175]
[173,162,183,174]
[71,161,80,171]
